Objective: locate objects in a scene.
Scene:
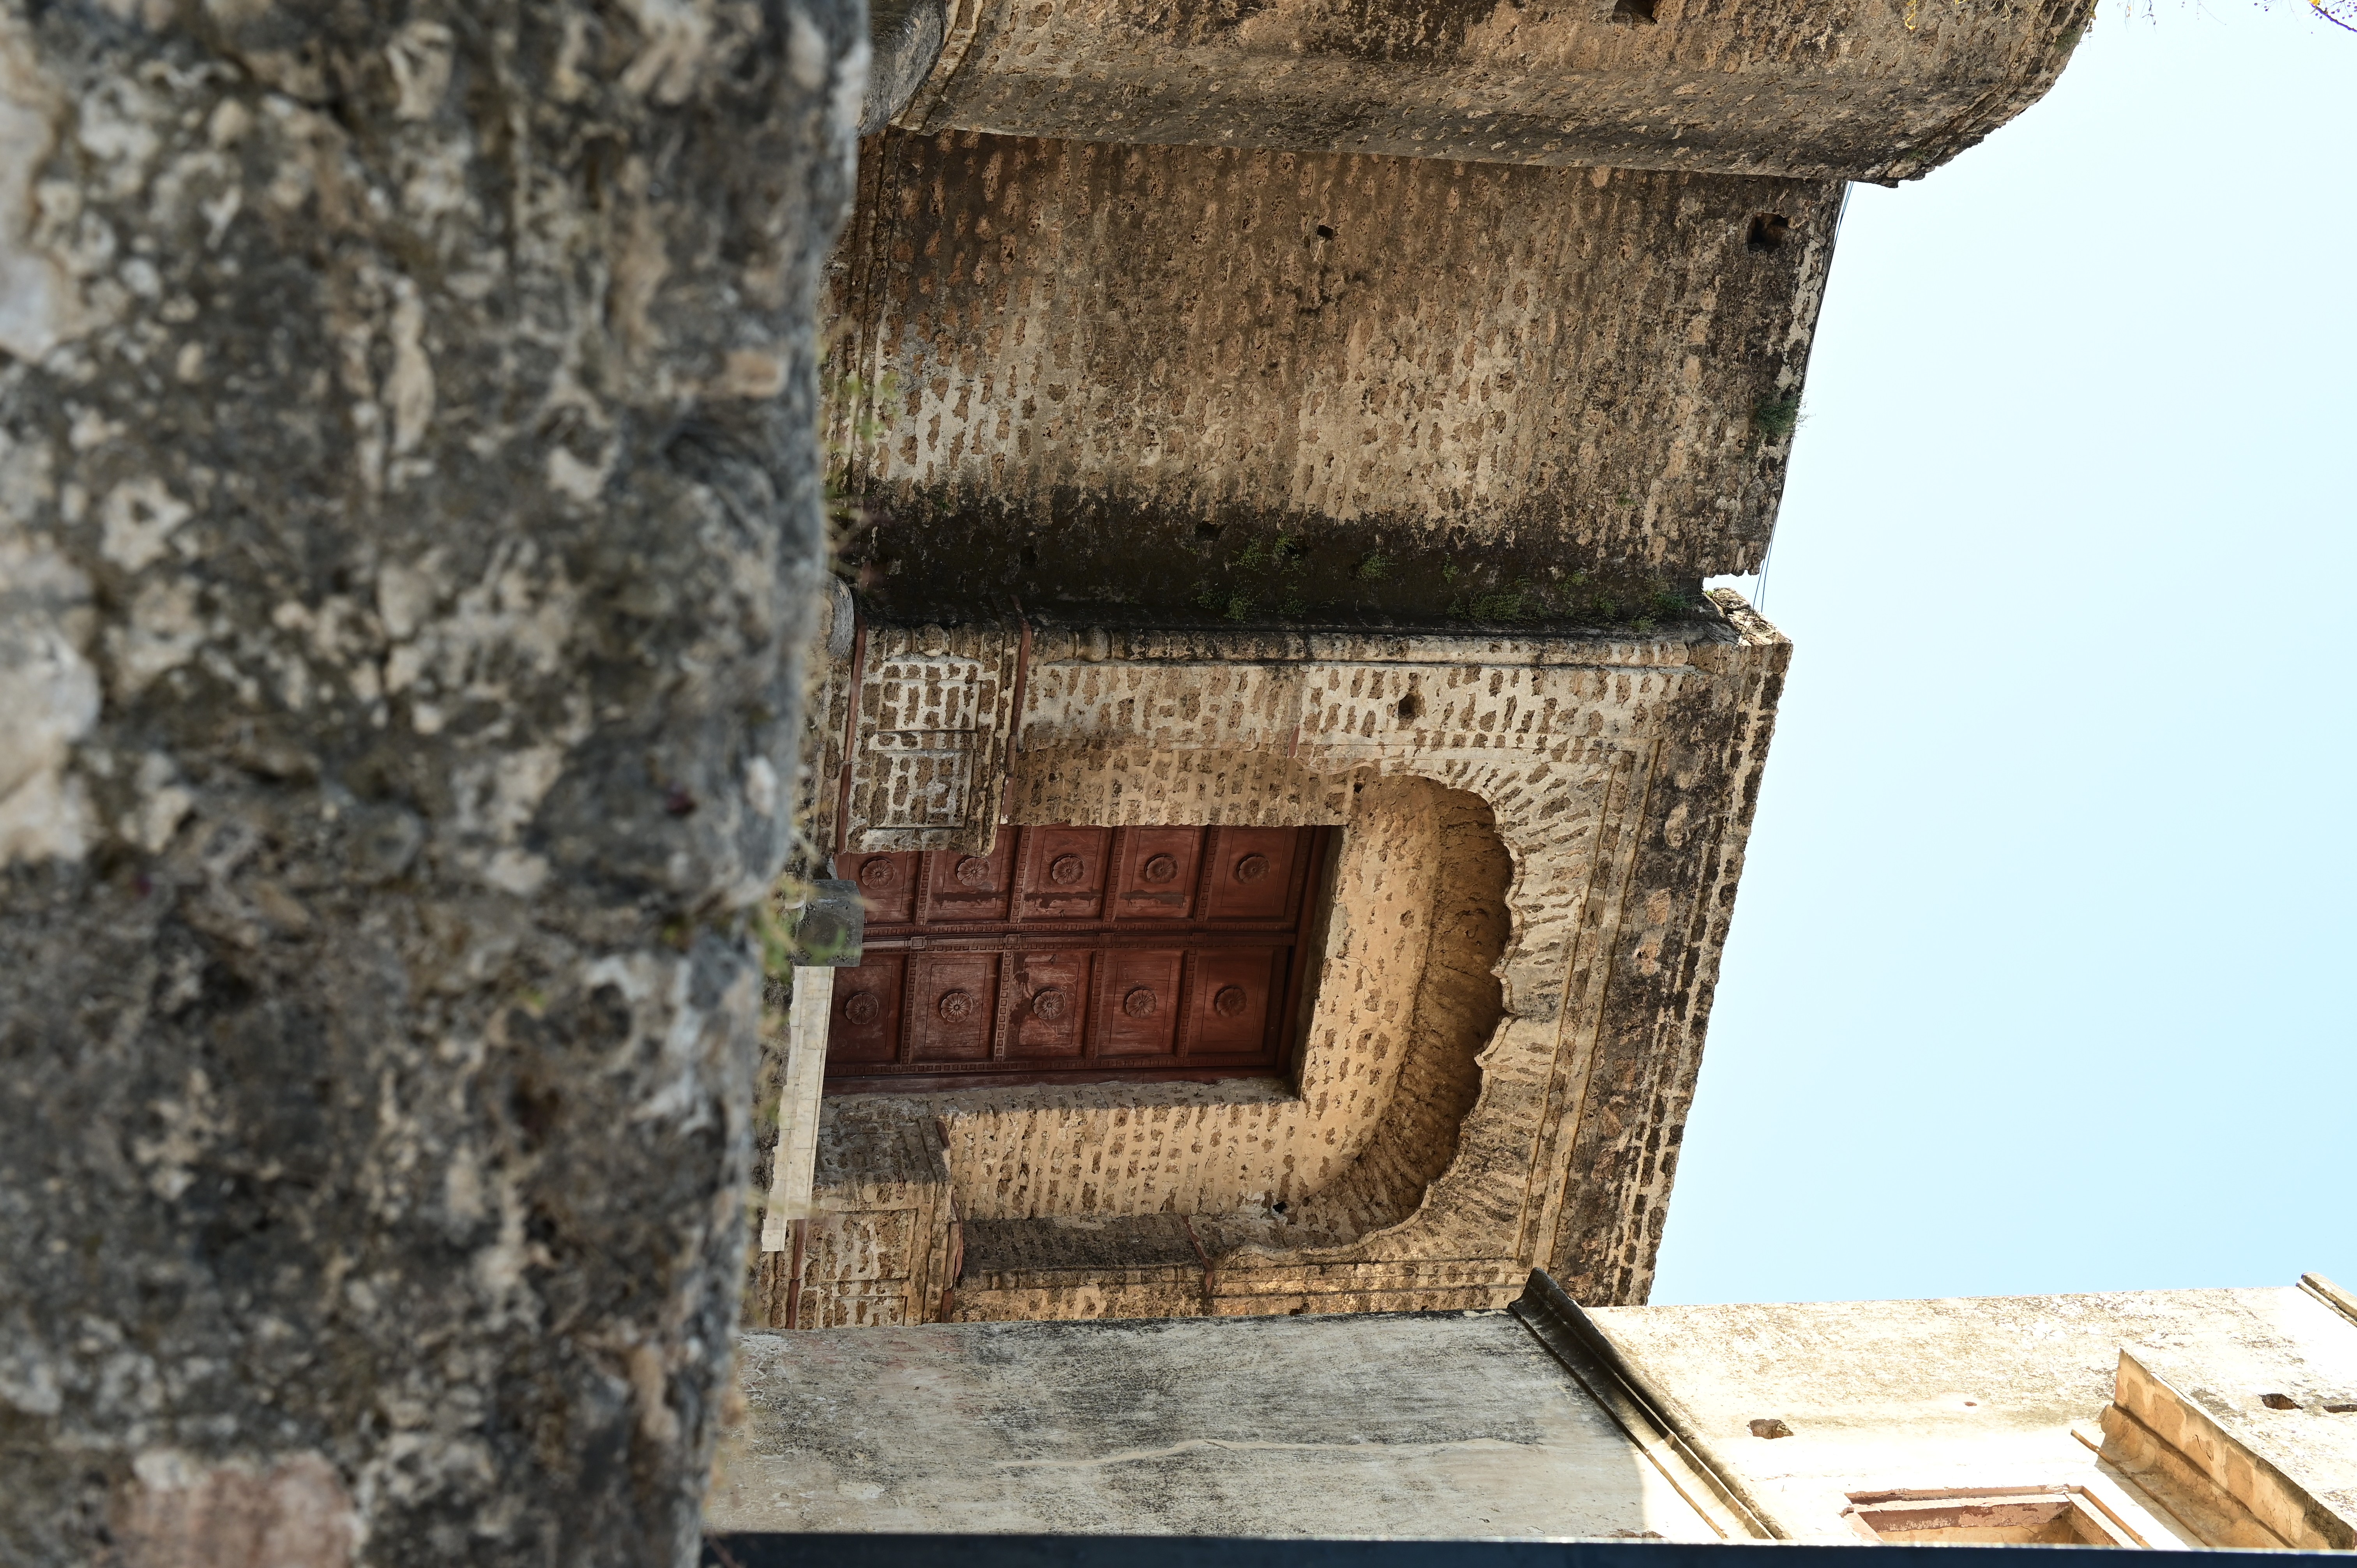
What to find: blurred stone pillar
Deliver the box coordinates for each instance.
[0,3,860,1562]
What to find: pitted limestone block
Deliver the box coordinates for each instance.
[830,134,1839,619]
[892,0,2089,182]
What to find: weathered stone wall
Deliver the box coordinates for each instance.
[709,1311,1720,1537]
[892,0,2091,182]
[1280,783,1511,1247]
[0,5,860,1563]
[828,131,1840,620]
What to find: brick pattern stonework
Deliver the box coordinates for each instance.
[839,620,1022,854]
[747,1100,955,1330]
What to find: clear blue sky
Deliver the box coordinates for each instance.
[1661,3,2356,1306]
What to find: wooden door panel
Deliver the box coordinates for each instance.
[1018,826,1112,921]
[919,835,1017,924]
[1185,947,1284,1058]
[907,953,1000,1061]
[1112,828,1202,920]
[825,824,1328,1091]
[1096,950,1184,1058]
[845,851,920,924]
[1007,951,1092,1059]
[1204,827,1306,922]
[829,954,906,1063]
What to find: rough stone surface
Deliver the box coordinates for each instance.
[779,594,1786,1323]
[0,4,860,1561]
[829,131,1840,618]
[893,0,2090,182]
[709,1311,1718,1537]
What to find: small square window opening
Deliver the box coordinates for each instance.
[1842,1487,2138,1548]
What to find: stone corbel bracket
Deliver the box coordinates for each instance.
[888,0,2095,182]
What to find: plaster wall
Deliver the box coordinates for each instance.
[1586,1285,2357,1545]
[712,1280,2357,1547]
[709,1312,1718,1538]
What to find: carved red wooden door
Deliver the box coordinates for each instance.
[823,826,1330,1091]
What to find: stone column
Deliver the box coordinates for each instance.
[0,4,860,1562]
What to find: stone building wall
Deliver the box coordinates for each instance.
[710,1278,2357,1546]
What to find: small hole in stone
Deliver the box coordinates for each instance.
[2260,1393,2300,1410]
[1272,1200,1288,1215]
[1610,0,1658,23]
[1397,693,1424,723]
[1315,222,1336,240]
[2325,1402,2357,1414]
[1747,213,1790,252]
[1196,522,1225,541]
[1020,544,1039,568]
[1748,1418,1793,1439]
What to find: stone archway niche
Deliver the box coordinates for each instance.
[872,774,1512,1259]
